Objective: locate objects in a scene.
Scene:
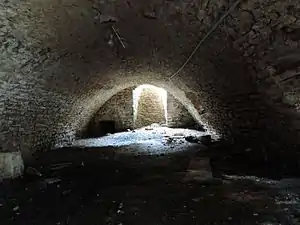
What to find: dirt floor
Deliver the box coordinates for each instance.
[1,128,300,225]
[1,166,300,225]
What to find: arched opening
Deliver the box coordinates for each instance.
[67,76,216,141]
[77,81,213,139]
[133,84,168,128]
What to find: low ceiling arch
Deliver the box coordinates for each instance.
[64,74,219,143]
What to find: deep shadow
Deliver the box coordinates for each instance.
[82,120,117,138]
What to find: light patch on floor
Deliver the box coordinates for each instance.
[71,127,209,155]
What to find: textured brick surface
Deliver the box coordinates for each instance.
[0,152,24,179]
[81,88,134,137]
[135,86,166,128]
[81,87,198,137]
[0,0,300,164]
[167,94,197,128]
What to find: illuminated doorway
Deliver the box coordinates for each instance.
[133,84,167,128]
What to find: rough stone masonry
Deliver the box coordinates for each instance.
[0,0,300,177]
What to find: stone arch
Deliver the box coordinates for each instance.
[64,74,218,145]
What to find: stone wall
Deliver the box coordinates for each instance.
[81,88,199,137]
[167,94,197,129]
[81,88,134,137]
[0,0,300,169]
[0,0,98,159]
[135,86,166,128]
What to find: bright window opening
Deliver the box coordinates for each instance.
[133,84,168,128]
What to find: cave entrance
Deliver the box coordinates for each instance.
[133,84,168,128]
